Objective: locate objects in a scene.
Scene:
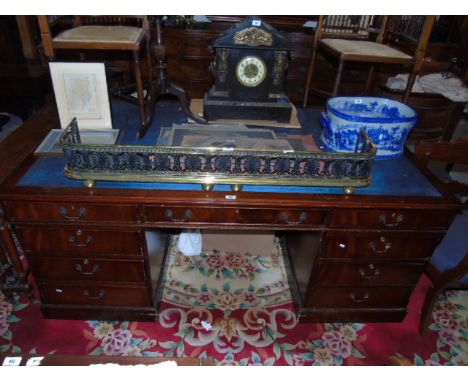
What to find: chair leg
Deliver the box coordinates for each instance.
[403,68,418,103]
[143,32,155,127]
[332,59,345,97]
[303,46,318,107]
[420,254,468,335]
[420,283,446,336]
[365,65,376,94]
[132,50,148,130]
[145,33,153,90]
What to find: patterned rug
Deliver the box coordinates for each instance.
[1,236,467,365]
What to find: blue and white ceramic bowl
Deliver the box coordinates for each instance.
[320,96,418,159]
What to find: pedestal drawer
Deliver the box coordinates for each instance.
[330,209,453,230]
[38,283,150,307]
[313,262,423,286]
[15,226,143,257]
[4,201,140,223]
[323,232,443,260]
[305,286,413,309]
[29,257,146,282]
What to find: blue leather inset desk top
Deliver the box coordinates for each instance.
[17,154,441,197]
[18,100,441,197]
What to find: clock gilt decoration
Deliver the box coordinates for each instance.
[203,16,293,122]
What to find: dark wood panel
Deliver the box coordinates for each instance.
[323,232,443,260]
[297,308,407,323]
[29,257,146,282]
[41,304,157,321]
[0,103,57,183]
[4,201,140,223]
[284,231,323,301]
[330,209,454,230]
[305,286,413,309]
[313,262,424,286]
[15,226,143,257]
[39,283,150,307]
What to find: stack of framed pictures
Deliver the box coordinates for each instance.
[35,62,117,155]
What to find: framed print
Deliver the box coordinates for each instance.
[49,62,112,129]
[34,128,120,155]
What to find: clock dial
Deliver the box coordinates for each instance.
[236,56,267,88]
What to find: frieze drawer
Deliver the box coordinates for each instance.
[15,226,143,257]
[313,262,424,286]
[305,286,413,309]
[237,208,327,226]
[38,283,150,307]
[4,201,140,223]
[29,257,146,282]
[323,232,443,260]
[143,206,238,224]
[330,209,453,230]
[143,206,327,226]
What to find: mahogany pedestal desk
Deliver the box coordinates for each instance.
[0,103,461,323]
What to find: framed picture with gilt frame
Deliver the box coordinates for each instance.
[49,62,112,129]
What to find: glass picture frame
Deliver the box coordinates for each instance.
[34,128,120,155]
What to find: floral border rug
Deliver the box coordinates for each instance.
[1,236,467,365]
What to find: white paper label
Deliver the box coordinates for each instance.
[252,20,261,26]
[26,357,44,366]
[2,357,22,366]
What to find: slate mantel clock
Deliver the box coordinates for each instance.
[203,16,293,122]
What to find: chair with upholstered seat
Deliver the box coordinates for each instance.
[37,16,155,137]
[414,137,468,335]
[303,15,436,106]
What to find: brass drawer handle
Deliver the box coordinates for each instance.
[350,292,369,303]
[281,211,308,225]
[59,206,87,221]
[165,209,193,222]
[359,264,381,279]
[75,259,100,275]
[83,289,105,300]
[368,236,392,254]
[379,213,404,227]
[68,229,93,247]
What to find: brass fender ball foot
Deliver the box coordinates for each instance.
[231,184,243,192]
[202,183,214,191]
[84,179,96,188]
[344,187,354,194]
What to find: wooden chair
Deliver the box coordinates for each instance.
[414,137,468,335]
[37,16,155,137]
[303,15,436,106]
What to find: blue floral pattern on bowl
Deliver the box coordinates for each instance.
[320,97,418,159]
